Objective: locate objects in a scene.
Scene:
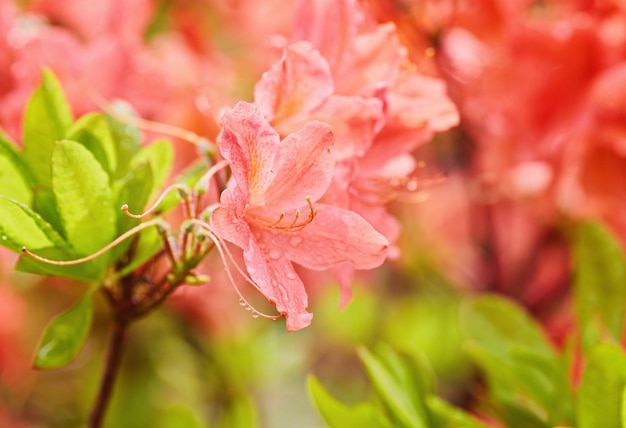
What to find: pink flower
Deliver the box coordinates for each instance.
[210,101,388,331]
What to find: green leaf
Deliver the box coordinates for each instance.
[104,102,142,179]
[0,133,34,205]
[153,403,207,428]
[307,375,392,428]
[621,386,626,428]
[573,221,626,353]
[113,225,162,279]
[130,138,174,198]
[66,112,117,177]
[23,69,73,186]
[115,161,155,234]
[577,343,626,428]
[0,195,69,253]
[460,295,572,426]
[51,140,116,257]
[426,396,486,428]
[357,346,429,428]
[33,288,95,369]
[32,187,66,239]
[16,246,102,281]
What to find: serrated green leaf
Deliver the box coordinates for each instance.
[52,140,116,257]
[34,288,95,369]
[130,138,173,198]
[0,195,69,253]
[307,375,392,428]
[358,347,429,428]
[0,133,34,205]
[23,69,73,186]
[573,221,626,353]
[426,396,486,428]
[66,112,117,177]
[577,343,626,428]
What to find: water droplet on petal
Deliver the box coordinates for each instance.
[286,272,297,280]
[268,249,281,260]
[289,236,303,247]
[247,266,257,275]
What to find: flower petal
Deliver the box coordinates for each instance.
[260,120,335,212]
[254,42,334,128]
[218,102,280,204]
[265,204,388,270]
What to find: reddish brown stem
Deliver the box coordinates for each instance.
[88,318,128,428]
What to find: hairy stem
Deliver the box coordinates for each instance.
[88,318,128,428]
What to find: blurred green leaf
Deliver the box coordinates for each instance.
[52,140,116,258]
[104,102,142,179]
[426,396,485,428]
[153,403,207,428]
[34,288,95,369]
[577,343,626,428]
[130,138,174,198]
[0,195,69,253]
[573,221,626,353]
[460,295,572,426]
[0,133,34,205]
[66,112,117,177]
[307,375,391,428]
[23,69,73,186]
[113,226,162,279]
[357,346,429,428]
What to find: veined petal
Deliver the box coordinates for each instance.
[246,229,313,331]
[254,42,334,128]
[266,204,388,270]
[211,203,313,332]
[261,121,335,212]
[218,102,280,203]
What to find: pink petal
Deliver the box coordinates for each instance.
[247,228,314,331]
[254,42,334,128]
[259,120,335,212]
[211,201,313,332]
[218,102,280,204]
[266,204,388,270]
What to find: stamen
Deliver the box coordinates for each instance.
[122,184,190,218]
[188,219,282,321]
[249,196,317,232]
[21,219,164,266]
[89,91,215,151]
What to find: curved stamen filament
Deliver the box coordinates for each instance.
[188,219,281,321]
[21,219,164,266]
[122,184,190,219]
[249,196,317,232]
[89,91,215,150]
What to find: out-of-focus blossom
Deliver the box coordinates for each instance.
[210,102,388,331]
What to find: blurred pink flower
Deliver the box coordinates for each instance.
[210,101,388,331]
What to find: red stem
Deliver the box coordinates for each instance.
[88,318,128,428]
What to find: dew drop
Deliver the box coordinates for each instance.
[245,306,252,311]
[288,236,303,247]
[268,249,281,260]
[247,266,257,275]
[239,299,247,306]
[286,272,297,280]
[251,313,260,319]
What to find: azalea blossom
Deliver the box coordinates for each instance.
[210,101,388,331]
